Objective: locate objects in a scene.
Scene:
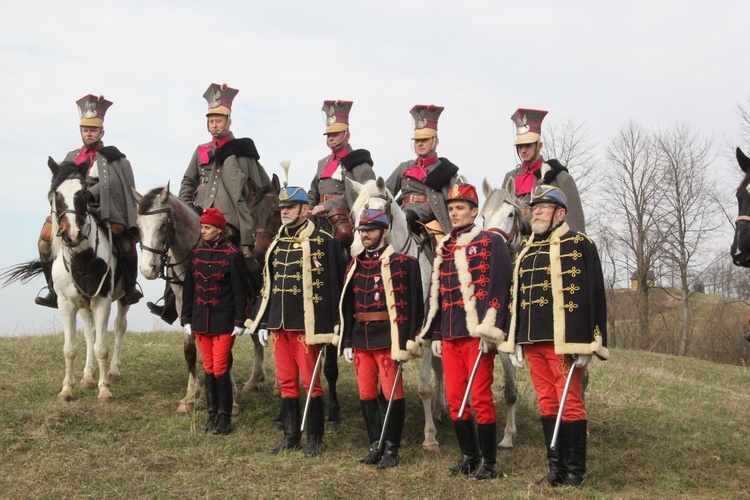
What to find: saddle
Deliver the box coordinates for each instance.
[327,207,354,247]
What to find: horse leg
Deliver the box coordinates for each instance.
[418,348,439,451]
[431,351,447,422]
[242,333,267,391]
[580,365,589,402]
[497,352,518,449]
[79,307,97,390]
[177,334,199,413]
[58,300,78,402]
[90,299,113,403]
[323,343,340,431]
[108,303,129,383]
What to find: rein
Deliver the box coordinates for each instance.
[252,191,281,240]
[139,206,198,285]
[736,215,750,223]
[60,213,112,299]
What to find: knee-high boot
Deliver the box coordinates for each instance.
[304,396,325,457]
[376,398,405,469]
[448,418,482,476]
[34,259,58,309]
[116,237,142,305]
[147,283,178,325]
[212,372,233,435]
[472,422,498,480]
[561,420,587,487]
[535,416,566,486]
[203,373,218,433]
[357,399,383,465]
[268,398,302,454]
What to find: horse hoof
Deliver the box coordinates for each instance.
[232,403,240,416]
[58,393,73,402]
[243,380,260,392]
[176,402,194,414]
[422,443,440,453]
[325,420,341,432]
[497,439,514,449]
[81,379,96,389]
[109,373,121,383]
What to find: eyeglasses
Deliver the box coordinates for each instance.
[532,203,557,212]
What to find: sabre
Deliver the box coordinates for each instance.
[300,347,325,431]
[377,361,403,450]
[458,348,484,419]
[550,358,577,451]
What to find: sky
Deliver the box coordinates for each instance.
[1,0,748,336]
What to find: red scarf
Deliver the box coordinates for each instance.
[73,144,102,170]
[403,155,437,182]
[515,158,542,196]
[198,135,232,165]
[321,148,349,179]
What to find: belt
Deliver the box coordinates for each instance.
[355,311,390,323]
[321,194,337,202]
[402,194,428,204]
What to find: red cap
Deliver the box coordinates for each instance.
[200,207,227,229]
[446,182,479,207]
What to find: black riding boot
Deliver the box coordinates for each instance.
[377,398,405,470]
[561,420,587,488]
[357,399,383,465]
[472,422,498,480]
[212,372,233,435]
[119,246,143,305]
[268,398,302,454]
[34,259,58,309]
[448,418,482,476]
[304,396,325,457]
[147,284,178,325]
[203,373,218,433]
[535,416,566,486]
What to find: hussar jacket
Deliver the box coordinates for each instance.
[508,222,609,359]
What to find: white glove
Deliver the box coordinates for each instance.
[479,338,496,353]
[232,326,245,337]
[183,324,192,337]
[574,354,592,368]
[258,329,269,347]
[343,347,353,364]
[509,344,525,369]
[431,339,442,358]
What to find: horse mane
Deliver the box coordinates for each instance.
[250,183,274,208]
[138,186,196,219]
[739,171,750,194]
[50,161,84,193]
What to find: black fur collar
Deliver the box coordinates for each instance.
[540,158,569,183]
[99,146,126,162]
[213,138,260,165]
[423,157,459,191]
[340,149,373,170]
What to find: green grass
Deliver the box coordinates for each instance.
[0,332,748,499]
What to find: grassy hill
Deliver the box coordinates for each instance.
[0,331,748,499]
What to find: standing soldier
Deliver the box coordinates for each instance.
[386,104,459,241]
[246,179,344,457]
[180,208,249,435]
[420,183,513,480]
[148,83,270,323]
[337,208,424,469]
[501,108,585,234]
[308,99,376,248]
[507,185,608,488]
[35,94,141,308]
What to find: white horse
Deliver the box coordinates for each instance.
[48,158,130,403]
[348,177,446,450]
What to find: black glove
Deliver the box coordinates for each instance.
[404,209,420,232]
[192,204,203,217]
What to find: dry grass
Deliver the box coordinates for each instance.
[0,331,748,499]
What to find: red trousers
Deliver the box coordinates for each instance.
[525,342,587,421]
[195,333,235,377]
[354,347,404,401]
[271,329,323,399]
[442,336,496,424]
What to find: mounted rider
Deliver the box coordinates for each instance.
[148,83,270,323]
[501,108,585,235]
[386,104,459,245]
[308,100,376,248]
[336,207,424,469]
[35,94,142,308]
[246,175,345,457]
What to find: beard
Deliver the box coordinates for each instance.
[530,217,553,235]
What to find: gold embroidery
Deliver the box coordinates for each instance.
[273,285,302,295]
[562,301,578,312]
[311,279,323,289]
[310,294,323,303]
[562,284,580,294]
[561,266,581,278]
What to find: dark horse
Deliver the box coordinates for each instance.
[730,147,750,342]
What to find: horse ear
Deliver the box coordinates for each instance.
[376,177,386,192]
[482,178,493,198]
[505,176,516,196]
[737,148,750,173]
[271,173,281,191]
[158,184,170,203]
[248,176,259,196]
[47,156,59,175]
[131,186,142,203]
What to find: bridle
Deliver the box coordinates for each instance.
[252,190,281,241]
[486,199,523,252]
[138,206,197,285]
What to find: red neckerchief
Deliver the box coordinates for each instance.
[73,144,102,170]
[403,155,437,182]
[515,158,542,196]
[198,135,232,165]
[321,148,349,179]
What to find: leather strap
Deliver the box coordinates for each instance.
[355,311,390,323]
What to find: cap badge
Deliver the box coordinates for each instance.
[324,105,337,125]
[450,184,460,197]
[515,113,529,135]
[82,99,98,119]
[208,89,222,109]
[414,110,427,129]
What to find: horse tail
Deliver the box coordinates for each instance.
[0,259,43,288]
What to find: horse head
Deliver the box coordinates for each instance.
[348,177,403,255]
[49,157,91,248]
[134,183,177,280]
[248,174,281,260]
[481,176,525,255]
[731,147,750,267]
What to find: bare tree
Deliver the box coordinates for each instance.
[655,124,722,356]
[737,96,750,146]
[602,122,668,348]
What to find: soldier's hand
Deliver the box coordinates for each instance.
[574,354,591,368]
[343,347,354,364]
[258,329,269,347]
[509,344,525,369]
[232,326,245,337]
[311,204,326,216]
[431,340,442,358]
[404,210,420,231]
[183,324,192,337]
[479,338,496,353]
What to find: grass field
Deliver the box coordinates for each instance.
[0,331,748,499]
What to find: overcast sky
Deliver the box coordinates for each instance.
[1,1,748,336]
